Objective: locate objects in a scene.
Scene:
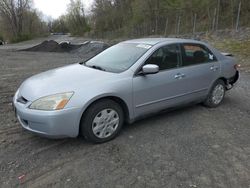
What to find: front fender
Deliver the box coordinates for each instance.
[75,93,134,130]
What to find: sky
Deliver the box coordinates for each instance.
[34,0,94,19]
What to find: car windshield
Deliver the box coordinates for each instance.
[84,43,151,73]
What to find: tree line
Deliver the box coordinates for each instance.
[0,0,48,42]
[1,0,250,42]
[89,0,250,38]
[51,0,250,38]
[49,0,90,36]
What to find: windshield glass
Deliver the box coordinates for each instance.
[84,43,151,73]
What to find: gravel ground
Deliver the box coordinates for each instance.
[0,36,249,188]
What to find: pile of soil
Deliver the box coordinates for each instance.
[23,40,109,58]
[24,40,82,52]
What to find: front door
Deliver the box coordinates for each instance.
[133,43,190,117]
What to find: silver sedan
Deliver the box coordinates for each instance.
[13,38,239,143]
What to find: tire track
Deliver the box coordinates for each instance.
[19,144,104,186]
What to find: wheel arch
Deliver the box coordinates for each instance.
[218,77,227,85]
[206,77,227,98]
[78,95,131,135]
[210,77,227,89]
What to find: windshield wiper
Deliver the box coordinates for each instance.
[79,56,93,65]
[87,65,106,71]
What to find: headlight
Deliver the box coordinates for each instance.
[29,92,74,111]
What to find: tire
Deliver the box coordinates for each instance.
[203,79,226,108]
[80,99,124,143]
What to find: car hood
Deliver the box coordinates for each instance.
[19,63,117,101]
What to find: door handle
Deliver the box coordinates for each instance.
[180,73,186,78]
[210,66,219,71]
[175,73,185,79]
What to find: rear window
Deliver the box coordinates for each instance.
[181,44,217,66]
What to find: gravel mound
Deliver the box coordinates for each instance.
[23,40,109,57]
[72,41,110,58]
[24,40,82,52]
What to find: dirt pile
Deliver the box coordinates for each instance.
[23,40,110,58]
[24,40,82,52]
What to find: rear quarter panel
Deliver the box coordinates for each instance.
[205,43,237,79]
[220,56,237,79]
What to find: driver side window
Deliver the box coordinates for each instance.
[145,44,180,71]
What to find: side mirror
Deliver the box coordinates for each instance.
[141,64,159,75]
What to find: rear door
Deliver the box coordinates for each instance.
[177,43,221,100]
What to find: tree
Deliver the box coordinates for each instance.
[0,0,30,38]
[0,0,48,42]
[65,0,90,35]
[91,0,133,36]
[50,16,69,34]
[89,0,250,37]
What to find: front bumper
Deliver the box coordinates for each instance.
[13,99,82,138]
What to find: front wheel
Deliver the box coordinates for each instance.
[80,99,124,143]
[203,79,226,108]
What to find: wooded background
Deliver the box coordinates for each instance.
[89,0,250,38]
[0,0,47,42]
[0,0,250,42]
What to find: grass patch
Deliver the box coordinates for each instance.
[212,39,250,67]
[10,34,33,43]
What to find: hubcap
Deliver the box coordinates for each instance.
[92,109,119,139]
[212,84,225,105]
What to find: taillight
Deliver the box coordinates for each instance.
[234,64,241,70]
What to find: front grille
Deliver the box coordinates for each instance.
[17,96,28,104]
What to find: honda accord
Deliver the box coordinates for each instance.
[13,38,239,143]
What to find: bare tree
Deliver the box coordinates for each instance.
[0,0,47,41]
[65,0,89,35]
[0,0,29,37]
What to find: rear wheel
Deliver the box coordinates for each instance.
[204,79,226,108]
[80,99,124,143]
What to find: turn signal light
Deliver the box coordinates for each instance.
[55,99,69,110]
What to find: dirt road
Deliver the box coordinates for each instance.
[0,37,249,188]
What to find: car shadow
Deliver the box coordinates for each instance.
[18,96,236,147]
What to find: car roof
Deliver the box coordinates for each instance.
[123,38,203,46]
